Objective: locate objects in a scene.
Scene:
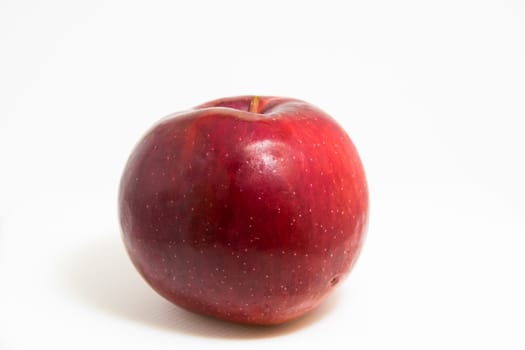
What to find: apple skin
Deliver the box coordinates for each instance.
[119,96,368,325]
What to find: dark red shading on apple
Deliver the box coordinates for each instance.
[119,96,368,325]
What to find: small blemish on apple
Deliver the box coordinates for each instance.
[330,276,340,287]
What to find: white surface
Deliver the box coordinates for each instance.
[1,1,524,349]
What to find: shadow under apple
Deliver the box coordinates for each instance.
[59,235,342,339]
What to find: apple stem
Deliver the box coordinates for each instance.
[249,96,260,113]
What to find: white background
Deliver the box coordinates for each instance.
[1,0,524,349]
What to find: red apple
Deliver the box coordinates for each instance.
[119,96,368,325]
